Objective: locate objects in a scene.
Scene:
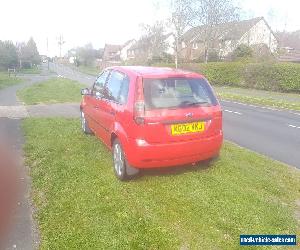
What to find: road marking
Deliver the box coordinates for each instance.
[288,124,300,129]
[223,100,300,116]
[248,104,257,107]
[224,109,242,115]
[289,111,300,116]
[263,106,280,111]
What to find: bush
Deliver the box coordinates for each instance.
[154,62,300,93]
[232,45,253,59]
[156,62,243,85]
[208,50,220,62]
[197,62,243,85]
[242,63,300,92]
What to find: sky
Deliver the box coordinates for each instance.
[0,0,299,56]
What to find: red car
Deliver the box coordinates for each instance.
[80,66,223,180]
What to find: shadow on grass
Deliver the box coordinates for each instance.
[135,157,219,180]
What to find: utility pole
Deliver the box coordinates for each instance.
[175,36,178,68]
[46,38,49,70]
[57,34,65,58]
[46,37,49,55]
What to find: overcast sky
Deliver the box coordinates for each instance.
[0,0,299,56]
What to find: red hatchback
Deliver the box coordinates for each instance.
[80,66,223,180]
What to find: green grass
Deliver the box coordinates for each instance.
[19,67,42,74]
[214,86,300,111]
[0,72,22,89]
[17,78,85,105]
[22,118,300,249]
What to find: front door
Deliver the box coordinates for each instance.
[85,70,110,138]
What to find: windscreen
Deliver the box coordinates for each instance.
[143,78,218,110]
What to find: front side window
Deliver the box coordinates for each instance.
[92,70,110,96]
[104,71,129,104]
[143,78,217,110]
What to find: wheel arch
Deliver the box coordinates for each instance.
[110,122,129,152]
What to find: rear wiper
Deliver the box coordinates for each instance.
[180,101,209,107]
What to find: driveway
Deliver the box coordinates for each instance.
[0,75,51,250]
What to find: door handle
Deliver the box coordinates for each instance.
[109,110,115,115]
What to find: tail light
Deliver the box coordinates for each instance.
[134,76,145,125]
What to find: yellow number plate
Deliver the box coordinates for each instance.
[171,121,205,135]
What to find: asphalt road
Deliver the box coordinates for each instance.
[221,100,300,168]
[49,63,300,169]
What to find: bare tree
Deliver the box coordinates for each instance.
[170,0,193,67]
[191,0,240,63]
[138,21,168,62]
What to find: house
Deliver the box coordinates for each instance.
[180,17,278,61]
[164,33,175,55]
[120,39,136,61]
[276,30,300,62]
[276,30,300,50]
[126,33,175,61]
[127,40,150,61]
[103,44,122,62]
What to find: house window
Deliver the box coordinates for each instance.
[192,42,198,49]
[182,42,186,48]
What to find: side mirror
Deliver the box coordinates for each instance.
[81,88,90,95]
[95,91,102,99]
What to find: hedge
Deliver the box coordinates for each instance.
[155,62,300,93]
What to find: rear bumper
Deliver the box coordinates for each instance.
[125,131,223,168]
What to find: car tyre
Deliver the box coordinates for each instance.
[112,139,139,181]
[80,110,93,134]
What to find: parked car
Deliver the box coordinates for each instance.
[80,66,223,180]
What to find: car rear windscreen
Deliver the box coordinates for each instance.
[143,78,218,110]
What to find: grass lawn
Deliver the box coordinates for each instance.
[214,86,300,111]
[17,78,85,105]
[0,72,22,89]
[23,118,300,249]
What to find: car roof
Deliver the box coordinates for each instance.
[108,66,205,79]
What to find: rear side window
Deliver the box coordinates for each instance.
[143,78,217,110]
[104,71,129,104]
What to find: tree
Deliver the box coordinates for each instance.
[139,21,168,62]
[72,43,99,66]
[0,41,18,69]
[26,37,40,65]
[170,0,193,67]
[190,0,240,63]
[18,38,40,68]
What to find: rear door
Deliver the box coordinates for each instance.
[99,70,130,146]
[141,77,222,143]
